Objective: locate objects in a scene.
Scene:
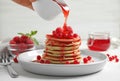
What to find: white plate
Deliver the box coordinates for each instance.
[18,49,107,76]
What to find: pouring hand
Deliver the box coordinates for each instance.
[12,0,36,10]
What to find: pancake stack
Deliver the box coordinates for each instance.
[42,26,81,64]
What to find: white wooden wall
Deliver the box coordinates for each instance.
[0,0,120,41]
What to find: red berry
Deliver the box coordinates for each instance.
[73,60,80,64]
[83,58,88,64]
[65,61,70,64]
[115,58,119,62]
[45,60,50,64]
[13,36,20,43]
[52,30,57,37]
[56,27,63,33]
[18,43,27,51]
[67,33,73,39]
[37,55,41,60]
[87,56,92,61]
[114,55,117,59]
[57,33,63,39]
[13,56,18,63]
[106,54,110,57]
[21,35,28,39]
[111,56,115,60]
[20,35,29,43]
[26,39,33,44]
[9,40,16,44]
[62,33,68,38]
[40,59,44,63]
[109,57,113,61]
[65,26,73,34]
[73,33,78,38]
[26,39,34,44]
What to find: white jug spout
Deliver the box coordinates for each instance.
[32,0,66,20]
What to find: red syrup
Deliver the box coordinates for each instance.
[53,0,70,62]
[53,0,69,29]
[88,38,110,51]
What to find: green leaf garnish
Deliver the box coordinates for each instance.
[18,30,39,45]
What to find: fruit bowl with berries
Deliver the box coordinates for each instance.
[8,30,39,55]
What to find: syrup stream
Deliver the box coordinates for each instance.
[53,0,70,29]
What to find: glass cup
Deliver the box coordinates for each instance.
[8,44,35,55]
[87,32,111,51]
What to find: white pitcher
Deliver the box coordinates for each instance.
[32,0,67,20]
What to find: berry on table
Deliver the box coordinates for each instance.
[37,55,41,60]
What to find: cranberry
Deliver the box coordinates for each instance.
[37,55,41,60]
[9,40,16,44]
[73,33,78,38]
[13,36,20,43]
[45,60,50,64]
[65,61,70,64]
[115,58,119,62]
[73,60,80,64]
[83,58,88,64]
[52,30,56,37]
[109,57,113,61]
[26,39,34,44]
[62,33,68,38]
[56,27,63,33]
[13,56,18,63]
[87,56,92,61]
[111,56,115,60]
[106,54,110,57]
[40,59,44,63]
[20,35,29,43]
[67,33,74,39]
[21,35,28,40]
[114,55,117,59]
[66,26,73,34]
[57,33,63,39]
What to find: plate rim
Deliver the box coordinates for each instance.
[18,49,107,66]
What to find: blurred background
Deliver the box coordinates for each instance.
[0,0,120,41]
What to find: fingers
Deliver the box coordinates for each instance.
[12,0,36,10]
[29,0,36,2]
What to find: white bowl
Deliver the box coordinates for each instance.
[18,49,107,76]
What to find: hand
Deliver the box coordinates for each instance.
[12,0,36,10]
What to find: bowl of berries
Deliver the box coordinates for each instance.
[8,30,39,55]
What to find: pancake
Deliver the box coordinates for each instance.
[42,54,81,60]
[46,39,81,47]
[47,58,81,64]
[42,27,82,64]
[44,50,80,57]
[45,44,80,51]
[44,47,80,54]
[46,35,81,42]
